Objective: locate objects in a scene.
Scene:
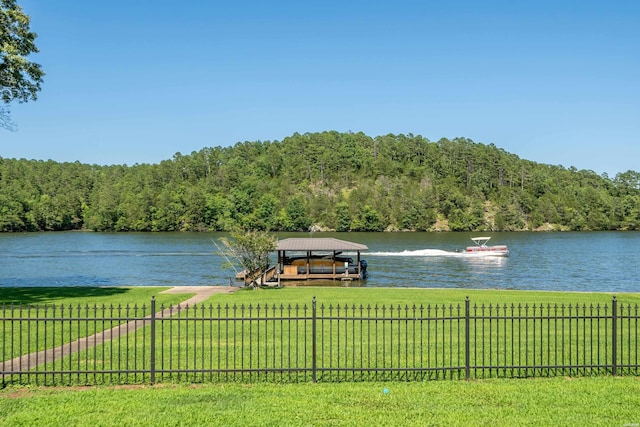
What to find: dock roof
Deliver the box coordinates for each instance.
[275,238,368,252]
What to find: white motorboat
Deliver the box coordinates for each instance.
[464,237,509,257]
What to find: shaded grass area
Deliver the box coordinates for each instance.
[2,377,640,426]
[0,286,190,307]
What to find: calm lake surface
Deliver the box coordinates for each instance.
[0,232,638,292]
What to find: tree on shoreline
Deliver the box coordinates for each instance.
[217,229,277,288]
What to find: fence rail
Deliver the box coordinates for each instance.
[1,297,638,386]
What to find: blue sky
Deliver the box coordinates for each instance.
[3,0,639,176]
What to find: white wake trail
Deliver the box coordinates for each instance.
[367,249,506,259]
[368,249,459,257]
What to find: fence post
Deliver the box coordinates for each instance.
[150,297,156,384]
[465,297,470,381]
[312,296,317,383]
[612,296,617,376]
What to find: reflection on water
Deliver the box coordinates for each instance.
[461,256,507,268]
[0,231,638,292]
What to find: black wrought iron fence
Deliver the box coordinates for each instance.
[1,297,638,386]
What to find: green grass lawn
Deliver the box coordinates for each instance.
[1,287,194,360]
[4,286,639,386]
[207,286,639,308]
[2,377,640,426]
[0,286,191,307]
[2,285,635,311]
[2,287,640,425]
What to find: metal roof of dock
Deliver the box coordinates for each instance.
[275,238,368,252]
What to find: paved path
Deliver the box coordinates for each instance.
[158,285,237,304]
[1,286,238,377]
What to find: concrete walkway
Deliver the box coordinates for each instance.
[1,286,238,377]
[158,285,237,303]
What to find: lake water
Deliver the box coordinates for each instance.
[0,232,638,292]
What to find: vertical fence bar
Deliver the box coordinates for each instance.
[33,305,38,385]
[150,297,156,384]
[208,303,218,381]
[44,305,49,385]
[225,304,230,382]
[185,305,190,381]
[487,303,497,378]
[612,296,617,376]
[312,297,317,383]
[201,304,206,383]
[1,305,5,387]
[194,305,199,382]
[465,297,470,380]
[336,304,341,381]
[635,304,639,376]
[622,303,628,376]
[18,305,23,383]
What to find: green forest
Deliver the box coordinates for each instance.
[1,132,639,233]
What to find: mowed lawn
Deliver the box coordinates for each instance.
[2,286,640,426]
[2,377,640,426]
[203,285,640,308]
[2,285,637,309]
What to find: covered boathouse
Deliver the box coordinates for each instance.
[275,237,368,284]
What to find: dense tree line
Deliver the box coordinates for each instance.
[1,132,639,232]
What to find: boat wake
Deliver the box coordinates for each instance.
[368,249,460,257]
[368,249,506,258]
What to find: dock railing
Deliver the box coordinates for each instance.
[2,297,638,386]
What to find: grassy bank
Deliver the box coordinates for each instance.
[2,286,637,308]
[2,377,640,426]
[210,286,640,307]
